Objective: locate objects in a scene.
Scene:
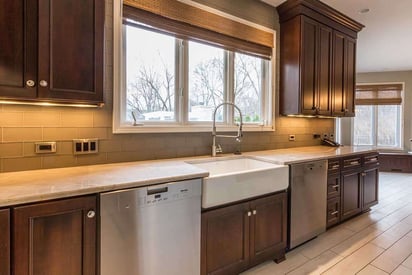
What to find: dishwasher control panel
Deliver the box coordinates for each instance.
[145,183,192,206]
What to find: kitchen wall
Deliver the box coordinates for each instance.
[340,70,412,151]
[0,0,334,173]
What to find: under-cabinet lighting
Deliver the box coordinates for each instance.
[0,100,103,108]
[284,114,333,119]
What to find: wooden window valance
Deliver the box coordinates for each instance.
[355,84,403,105]
[122,0,274,60]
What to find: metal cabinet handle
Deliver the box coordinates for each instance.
[87,210,96,218]
[247,211,251,217]
[361,172,367,177]
[368,158,378,162]
[350,161,360,165]
[39,80,48,87]
[332,185,339,189]
[331,165,340,169]
[330,211,339,215]
[26,80,36,87]
[253,210,257,215]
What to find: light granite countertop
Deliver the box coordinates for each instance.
[0,145,377,207]
[247,145,378,165]
[0,160,208,207]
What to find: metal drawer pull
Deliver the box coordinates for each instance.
[349,161,360,165]
[253,210,257,215]
[87,210,96,219]
[368,158,378,162]
[331,165,340,169]
[332,185,339,189]
[330,211,339,215]
[247,211,251,217]
[361,172,367,177]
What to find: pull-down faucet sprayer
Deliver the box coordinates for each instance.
[211,102,243,157]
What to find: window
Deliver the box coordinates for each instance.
[353,84,403,149]
[113,2,275,133]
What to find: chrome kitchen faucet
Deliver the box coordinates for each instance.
[211,102,243,157]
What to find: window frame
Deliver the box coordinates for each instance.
[112,0,276,134]
[352,82,404,150]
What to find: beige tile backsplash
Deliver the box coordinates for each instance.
[0,0,334,173]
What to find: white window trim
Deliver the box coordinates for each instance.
[112,0,276,134]
[351,81,404,150]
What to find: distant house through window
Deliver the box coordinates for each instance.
[353,83,403,149]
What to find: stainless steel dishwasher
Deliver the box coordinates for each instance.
[289,160,327,249]
[100,179,202,275]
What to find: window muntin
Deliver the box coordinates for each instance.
[125,26,176,122]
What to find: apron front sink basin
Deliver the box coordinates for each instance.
[188,157,289,208]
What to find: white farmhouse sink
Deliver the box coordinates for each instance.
[187,157,289,208]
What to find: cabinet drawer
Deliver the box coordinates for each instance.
[342,157,361,170]
[327,197,340,228]
[328,159,341,174]
[327,175,340,199]
[364,154,379,166]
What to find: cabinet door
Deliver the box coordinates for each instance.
[363,166,379,209]
[0,209,10,275]
[332,31,356,117]
[0,0,37,99]
[249,192,287,265]
[343,36,356,117]
[341,170,362,221]
[201,202,250,275]
[332,31,345,116]
[13,196,97,275]
[37,0,104,104]
[301,17,318,115]
[317,25,333,116]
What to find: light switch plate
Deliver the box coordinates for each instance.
[73,139,98,155]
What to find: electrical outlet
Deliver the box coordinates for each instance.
[289,134,296,141]
[322,133,329,139]
[73,139,98,155]
[329,133,335,140]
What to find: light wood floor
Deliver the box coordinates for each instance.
[242,172,412,275]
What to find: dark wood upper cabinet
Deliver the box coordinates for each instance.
[332,31,356,116]
[0,208,10,275]
[13,196,97,275]
[0,0,37,99]
[0,0,104,105]
[277,0,364,117]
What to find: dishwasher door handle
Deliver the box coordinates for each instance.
[147,184,169,195]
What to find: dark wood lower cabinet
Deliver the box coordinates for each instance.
[201,192,287,275]
[0,208,10,275]
[340,170,362,221]
[363,166,379,209]
[327,153,379,228]
[201,201,250,275]
[13,196,97,275]
[250,194,287,266]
